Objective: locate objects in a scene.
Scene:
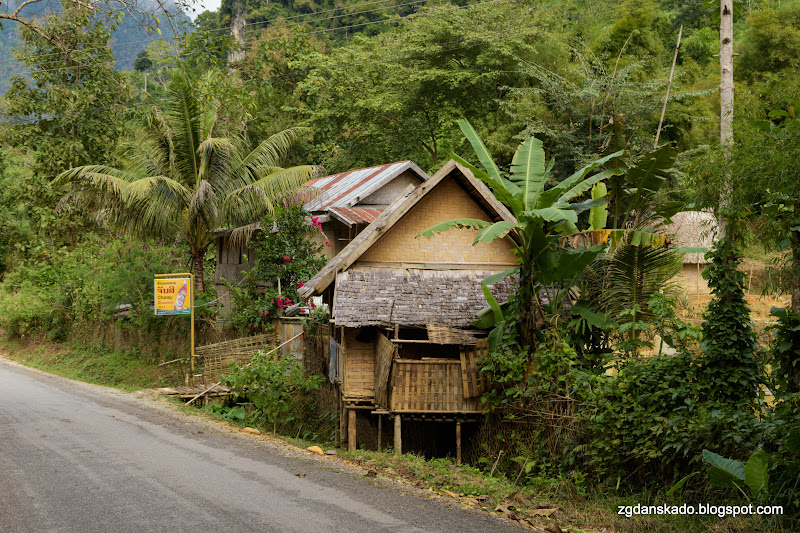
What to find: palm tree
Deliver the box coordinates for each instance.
[54,73,321,292]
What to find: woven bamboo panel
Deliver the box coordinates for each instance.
[459,338,488,399]
[358,178,517,265]
[374,333,395,409]
[195,332,279,359]
[427,323,477,345]
[390,359,481,413]
[343,328,375,400]
[196,332,279,384]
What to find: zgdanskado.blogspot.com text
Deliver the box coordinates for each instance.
[618,503,783,518]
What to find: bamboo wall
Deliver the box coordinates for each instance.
[674,263,711,295]
[358,178,517,265]
[390,359,481,413]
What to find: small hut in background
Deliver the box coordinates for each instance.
[669,211,718,295]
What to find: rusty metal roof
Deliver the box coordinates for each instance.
[303,161,427,213]
[328,207,383,225]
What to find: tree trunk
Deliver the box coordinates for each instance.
[718,0,735,239]
[791,225,800,393]
[193,250,206,294]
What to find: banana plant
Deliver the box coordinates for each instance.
[420,119,624,347]
[703,448,769,500]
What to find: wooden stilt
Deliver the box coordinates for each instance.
[456,421,462,464]
[394,415,402,455]
[377,414,382,452]
[348,409,357,452]
[336,391,344,448]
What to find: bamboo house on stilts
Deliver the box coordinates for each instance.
[299,160,518,461]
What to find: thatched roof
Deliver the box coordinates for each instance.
[668,211,718,264]
[298,159,516,299]
[332,267,516,327]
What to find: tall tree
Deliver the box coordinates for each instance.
[3,4,132,178]
[54,72,321,292]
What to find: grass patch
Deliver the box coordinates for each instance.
[0,337,175,390]
[334,449,786,533]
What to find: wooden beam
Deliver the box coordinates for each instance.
[377,414,382,452]
[348,409,357,452]
[394,415,402,455]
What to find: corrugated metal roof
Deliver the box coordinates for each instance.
[328,207,383,225]
[304,161,427,212]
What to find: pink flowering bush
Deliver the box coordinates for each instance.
[226,205,327,333]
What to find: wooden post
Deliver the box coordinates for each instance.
[394,415,402,455]
[335,391,343,448]
[377,414,382,452]
[456,421,462,464]
[348,409,357,452]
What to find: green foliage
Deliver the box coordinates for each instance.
[739,7,800,81]
[422,119,619,347]
[478,328,532,409]
[0,236,195,348]
[297,1,546,171]
[252,205,327,297]
[703,448,769,500]
[223,351,325,434]
[769,306,800,395]
[647,290,703,354]
[579,352,765,485]
[699,240,761,407]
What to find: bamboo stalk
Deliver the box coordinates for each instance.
[655,25,683,148]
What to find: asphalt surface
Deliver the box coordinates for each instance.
[0,358,524,533]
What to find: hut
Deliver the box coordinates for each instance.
[298,159,518,460]
[214,161,429,308]
[668,211,718,295]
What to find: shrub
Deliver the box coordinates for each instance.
[578,352,765,486]
[223,351,326,435]
[225,205,327,333]
[699,240,761,407]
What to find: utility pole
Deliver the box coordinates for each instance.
[719,0,734,239]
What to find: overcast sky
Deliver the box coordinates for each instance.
[185,0,221,19]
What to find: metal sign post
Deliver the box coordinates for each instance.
[154,273,195,384]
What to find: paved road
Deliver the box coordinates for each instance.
[0,358,522,533]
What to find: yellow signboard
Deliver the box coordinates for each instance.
[154,277,191,315]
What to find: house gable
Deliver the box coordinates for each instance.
[359,170,423,207]
[357,173,517,266]
[299,160,519,300]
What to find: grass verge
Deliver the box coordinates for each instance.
[0,336,175,390]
